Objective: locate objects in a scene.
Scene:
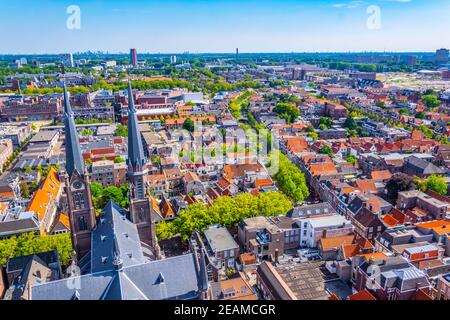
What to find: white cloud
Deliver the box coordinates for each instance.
[332,1,368,9]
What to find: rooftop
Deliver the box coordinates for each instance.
[204,225,239,252]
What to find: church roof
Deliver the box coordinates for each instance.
[91,201,146,273]
[31,252,202,300]
[63,83,85,177]
[31,200,204,300]
[126,80,146,172]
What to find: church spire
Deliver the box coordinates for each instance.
[126,80,146,172]
[63,83,84,177]
[199,247,209,292]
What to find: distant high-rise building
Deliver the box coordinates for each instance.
[442,70,450,80]
[435,48,449,65]
[398,55,417,66]
[236,48,239,59]
[130,48,138,66]
[60,53,74,68]
[170,55,177,64]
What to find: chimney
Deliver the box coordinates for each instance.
[274,249,279,264]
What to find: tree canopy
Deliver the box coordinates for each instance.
[386,173,415,200]
[319,145,334,158]
[0,232,72,267]
[114,124,128,137]
[156,191,293,241]
[182,117,195,132]
[267,152,309,203]
[424,175,448,195]
[344,115,357,130]
[422,95,440,109]
[90,182,129,211]
[273,103,299,124]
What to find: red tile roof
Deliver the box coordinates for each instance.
[348,290,376,300]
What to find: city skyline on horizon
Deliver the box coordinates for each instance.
[1,0,449,54]
[0,49,447,56]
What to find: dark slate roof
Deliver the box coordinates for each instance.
[5,255,52,300]
[353,207,384,228]
[6,250,60,274]
[404,156,445,175]
[126,80,147,172]
[347,196,365,215]
[91,201,146,273]
[287,203,336,218]
[63,83,85,177]
[31,200,204,300]
[0,218,40,238]
[31,253,202,300]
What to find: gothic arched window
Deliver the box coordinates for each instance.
[138,208,145,223]
[78,216,88,231]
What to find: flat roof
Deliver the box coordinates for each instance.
[275,261,337,300]
[306,214,351,229]
[29,130,58,143]
[204,226,238,252]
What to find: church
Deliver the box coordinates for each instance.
[31,81,210,300]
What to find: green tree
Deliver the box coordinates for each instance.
[398,107,409,115]
[114,156,125,163]
[0,233,73,267]
[20,181,30,198]
[344,115,357,130]
[157,191,292,241]
[319,117,332,129]
[415,112,425,119]
[307,132,318,141]
[319,145,334,158]
[425,175,448,195]
[114,124,128,137]
[345,155,358,164]
[422,95,440,109]
[266,152,309,203]
[273,103,299,124]
[386,173,415,200]
[226,268,235,278]
[182,117,195,132]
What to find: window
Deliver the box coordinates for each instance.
[78,216,88,231]
[74,193,85,209]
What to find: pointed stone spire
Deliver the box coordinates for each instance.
[63,83,84,177]
[199,247,209,291]
[126,80,146,172]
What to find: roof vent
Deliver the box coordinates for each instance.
[156,272,165,284]
[71,290,80,300]
[101,235,106,242]
[101,256,108,264]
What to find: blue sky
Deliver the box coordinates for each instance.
[0,0,449,54]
